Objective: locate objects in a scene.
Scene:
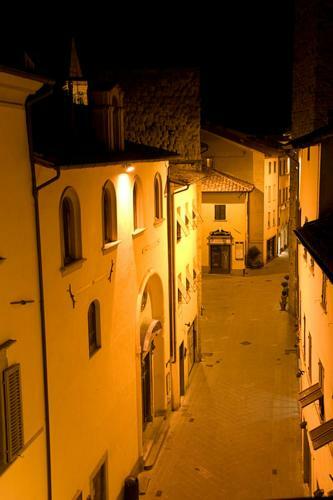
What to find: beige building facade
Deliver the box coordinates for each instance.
[200,172,253,274]
[293,138,333,496]
[0,52,203,498]
[201,127,287,266]
[0,70,49,499]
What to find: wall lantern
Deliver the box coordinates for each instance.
[123,163,135,173]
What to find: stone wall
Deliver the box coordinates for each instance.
[119,68,200,161]
[292,0,333,138]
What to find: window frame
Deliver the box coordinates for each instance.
[102,180,118,246]
[60,187,82,268]
[214,204,226,221]
[154,173,163,221]
[133,177,144,232]
[321,273,328,313]
[88,300,101,358]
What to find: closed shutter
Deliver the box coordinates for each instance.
[3,364,24,463]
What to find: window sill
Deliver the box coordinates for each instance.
[154,218,165,227]
[102,240,121,254]
[132,227,146,238]
[60,258,86,276]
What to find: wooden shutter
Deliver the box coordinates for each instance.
[3,364,24,463]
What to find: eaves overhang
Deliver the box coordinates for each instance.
[294,215,333,283]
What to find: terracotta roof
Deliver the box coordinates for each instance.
[294,215,333,283]
[201,172,254,192]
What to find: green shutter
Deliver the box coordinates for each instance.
[3,364,24,463]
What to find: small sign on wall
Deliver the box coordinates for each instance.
[235,241,244,260]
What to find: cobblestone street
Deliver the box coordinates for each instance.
[143,253,304,500]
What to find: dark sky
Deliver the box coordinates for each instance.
[3,2,294,135]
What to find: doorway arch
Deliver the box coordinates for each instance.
[136,271,166,442]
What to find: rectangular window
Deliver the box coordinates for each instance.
[321,273,328,313]
[176,207,189,239]
[307,147,311,161]
[279,159,282,176]
[274,161,276,173]
[308,333,312,382]
[214,205,226,220]
[268,161,271,174]
[268,212,271,228]
[177,273,189,304]
[303,315,306,360]
[0,364,24,468]
[91,461,107,500]
[273,210,276,227]
[318,360,325,421]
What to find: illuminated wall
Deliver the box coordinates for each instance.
[263,157,279,262]
[0,72,48,499]
[37,160,170,499]
[201,129,280,265]
[297,143,333,495]
[172,183,200,408]
[201,192,248,272]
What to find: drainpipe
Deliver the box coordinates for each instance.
[166,174,189,409]
[25,85,59,500]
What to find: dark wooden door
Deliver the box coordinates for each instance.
[210,244,222,273]
[179,342,185,396]
[221,245,231,273]
[142,353,152,427]
[187,322,196,375]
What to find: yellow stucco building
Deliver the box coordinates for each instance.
[200,171,253,274]
[293,134,333,496]
[0,56,203,498]
[201,126,289,265]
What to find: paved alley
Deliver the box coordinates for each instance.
[143,253,304,500]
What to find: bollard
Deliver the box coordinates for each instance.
[124,475,139,500]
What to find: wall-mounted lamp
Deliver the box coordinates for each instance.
[296,369,305,378]
[123,163,135,173]
[300,420,307,429]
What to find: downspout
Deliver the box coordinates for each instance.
[25,86,59,500]
[246,191,250,268]
[166,174,189,409]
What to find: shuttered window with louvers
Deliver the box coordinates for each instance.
[3,364,24,463]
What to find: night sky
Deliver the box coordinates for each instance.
[3,2,294,135]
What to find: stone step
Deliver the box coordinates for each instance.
[143,419,169,470]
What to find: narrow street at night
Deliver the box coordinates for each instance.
[142,253,304,500]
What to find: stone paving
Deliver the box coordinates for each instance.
[143,252,304,500]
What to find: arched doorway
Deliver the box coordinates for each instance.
[140,319,163,428]
[136,271,166,452]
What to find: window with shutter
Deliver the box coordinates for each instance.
[214,205,226,221]
[3,364,24,463]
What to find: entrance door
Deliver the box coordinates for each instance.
[221,245,231,273]
[142,353,152,428]
[303,429,312,492]
[210,245,230,273]
[179,342,185,396]
[187,322,196,375]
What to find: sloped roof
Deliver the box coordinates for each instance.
[202,125,283,156]
[294,215,333,283]
[201,172,254,193]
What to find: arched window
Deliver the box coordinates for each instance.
[133,177,144,231]
[154,173,163,220]
[60,187,82,266]
[102,180,117,244]
[88,300,101,357]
